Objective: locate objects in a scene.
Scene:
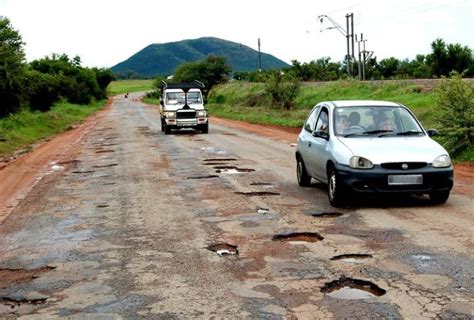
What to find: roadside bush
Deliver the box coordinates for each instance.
[433,73,473,156]
[264,72,300,110]
[25,70,61,111]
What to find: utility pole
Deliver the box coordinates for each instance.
[258,38,262,72]
[318,14,354,76]
[356,34,361,80]
[361,34,367,81]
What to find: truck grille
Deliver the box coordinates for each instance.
[177,111,196,119]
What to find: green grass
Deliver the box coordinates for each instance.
[107,80,154,96]
[0,100,106,157]
[206,80,438,128]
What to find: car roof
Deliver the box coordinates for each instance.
[322,100,403,108]
[165,88,202,93]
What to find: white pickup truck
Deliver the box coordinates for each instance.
[159,81,209,134]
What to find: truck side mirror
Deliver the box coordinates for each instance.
[159,99,164,106]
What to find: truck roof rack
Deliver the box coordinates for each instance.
[161,80,205,92]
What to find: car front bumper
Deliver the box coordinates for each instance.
[334,163,453,194]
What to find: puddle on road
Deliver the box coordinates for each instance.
[206,243,239,256]
[235,191,279,196]
[321,277,386,300]
[312,212,344,218]
[257,207,269,214]
[187,175,219,180]
[216,167,255,174]
[272,232,323,242]
[330,254,373,263]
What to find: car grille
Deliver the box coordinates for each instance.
[381,162,427,170]
[177,111,196,119]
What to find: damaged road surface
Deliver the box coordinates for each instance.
[0,93,473,318]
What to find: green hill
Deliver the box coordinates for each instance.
[111,37,289,78]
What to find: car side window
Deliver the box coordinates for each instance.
[315,108,329,133]
[304,107,319,132]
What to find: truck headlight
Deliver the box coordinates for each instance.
[197,110,207,117]
[349,156,374,169]
[165,111,176,119]
[432,155,451,168]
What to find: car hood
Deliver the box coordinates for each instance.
[337,136,448,164]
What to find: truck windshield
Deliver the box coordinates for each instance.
[187,92,202,104]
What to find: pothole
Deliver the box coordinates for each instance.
[1,293,48,306]
[203,158,237,162]
[311,212,344,218]
[206,243,239,256]
[330,254,373,263]
[250,182,273,186]
[236,191,280,196]
[187,175,219,180]
[96,204,109,208]
[272,232,323,242]
[92,163,119,168]
[0,266,56,288]
[321,277,386,299]
[71,170,95,174]
[95,149,115,153]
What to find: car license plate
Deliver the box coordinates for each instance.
[388,175,423,185]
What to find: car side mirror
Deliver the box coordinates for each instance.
[427,129,438,137]
[312,130,329,140]
[159,99,164,106]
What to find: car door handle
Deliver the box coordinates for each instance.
[308,142,312,148]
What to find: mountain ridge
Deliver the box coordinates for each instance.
[111,37,289,78]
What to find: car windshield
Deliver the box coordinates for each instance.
[333,106,424,137]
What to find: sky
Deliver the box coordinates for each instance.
[1,0,473,68]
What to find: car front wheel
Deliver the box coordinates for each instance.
[429,191,450,204]
[328,167,345,207]
[296,157,311,187]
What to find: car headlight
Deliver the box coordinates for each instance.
[165,111,176,119]
[432,154,451,168]
[197,110,207,117]
[349,156,374,169]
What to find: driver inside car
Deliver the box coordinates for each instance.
[336,115,350,134]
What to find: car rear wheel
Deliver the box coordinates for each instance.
[296,157,311,187]
[429,191,450,204]
[328,167,345,207]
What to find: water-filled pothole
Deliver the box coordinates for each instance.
[187,175,219,180]
[206,243,239,256]
[235,191,280,196]
[330,254,373,262]
[257,207,269,214]
[321,277,386,299]
[312,212,344,218]
[216,167,255,174]
[272,232,323,242]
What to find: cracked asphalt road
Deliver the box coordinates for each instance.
[0,93,473,319]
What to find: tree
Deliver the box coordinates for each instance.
[433,73,473,156]
[0,17,26,117]
[173,55,231,96]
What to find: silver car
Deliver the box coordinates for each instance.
[295,100,453,206]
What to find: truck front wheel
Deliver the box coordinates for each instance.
[201,123,209,134]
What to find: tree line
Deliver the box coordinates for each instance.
[0,17,115,118]
[235,38,474,82]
